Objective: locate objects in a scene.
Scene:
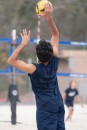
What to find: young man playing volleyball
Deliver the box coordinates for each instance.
[8,3,65,130]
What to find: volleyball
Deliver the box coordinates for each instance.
[36,0,52,15]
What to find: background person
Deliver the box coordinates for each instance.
[63,80,83,121]
[7,84,20,125]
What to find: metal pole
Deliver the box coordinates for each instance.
[11,29,16,84]
[36,16,41,62]
[37,16,41,43]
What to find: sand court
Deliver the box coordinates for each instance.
[0,105,87,130]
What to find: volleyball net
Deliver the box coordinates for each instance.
[0,36,87,103]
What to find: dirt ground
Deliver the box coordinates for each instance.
[0,104,87,130]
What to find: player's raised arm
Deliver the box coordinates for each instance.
[48,17,59,57]
[40,3,59,57]
[7,29,36,74]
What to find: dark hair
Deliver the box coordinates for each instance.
[36,40,53,63]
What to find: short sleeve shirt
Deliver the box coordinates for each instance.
[28,56,63,109]
[65,87,79,104]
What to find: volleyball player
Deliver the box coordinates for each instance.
[63,80,83,121]
[8,3,65,130]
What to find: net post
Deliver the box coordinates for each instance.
[11,29,17,84]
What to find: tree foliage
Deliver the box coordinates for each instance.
[0,0,87,41]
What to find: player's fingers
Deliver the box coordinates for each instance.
[24,29,27,35]
[28,30,31,37]
[49,2,53,11]
[45,2,50,8]
[51,5,53,12]
[44,3,51,12]
[23,29,25,35]
[23,29,27,35]
[47,3,52,11]
[44,3,48,11]
[20,33,23,37]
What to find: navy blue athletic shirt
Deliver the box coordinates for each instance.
[28,56,63,109]
[65,87,79,105]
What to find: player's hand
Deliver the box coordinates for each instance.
[20,29,31,46]
[39,3,53,20]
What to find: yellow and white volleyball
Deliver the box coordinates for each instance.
[36,0,52,15]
